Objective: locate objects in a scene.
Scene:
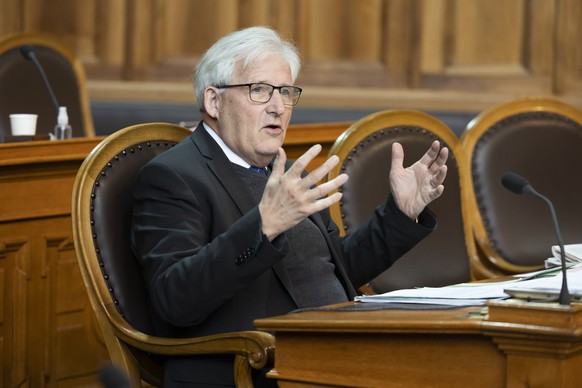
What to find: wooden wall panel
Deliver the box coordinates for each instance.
[86,0,127,79]
[50,234,106,382]
[385,0,419,87]
[419,0,554,94]
[0,138,109,386]
[126,0,231,80]
[297,0,413,88]
[125,0,301,81]
[0,240,29,387]
[454,0,523,65]
[0,0,23,36]
[1,0,126,80]
[555,0,582,96]
[3,0,580,111]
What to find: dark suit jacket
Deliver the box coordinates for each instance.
[130,122,436,386]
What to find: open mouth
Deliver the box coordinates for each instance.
[263,124,283,133]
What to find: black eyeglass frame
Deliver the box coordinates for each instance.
[215,83,303,106]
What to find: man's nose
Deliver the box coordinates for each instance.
[266,90,287,115]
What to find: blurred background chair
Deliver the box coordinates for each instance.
[0,32,94,141]
[71,123,274,387]
[326,110,471,293]
[461,97,582,278]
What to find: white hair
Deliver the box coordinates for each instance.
[194,26,301,111]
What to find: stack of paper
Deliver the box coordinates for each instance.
[545,244,582,268]
[355,266,582,306]
[354,280,515,306]
[504,265,582,302]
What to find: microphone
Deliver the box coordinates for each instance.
[19,44,60,113]
[501,171,570,305]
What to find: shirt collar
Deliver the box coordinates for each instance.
[202,122,251,168]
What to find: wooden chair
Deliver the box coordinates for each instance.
[461,97,582,278]
[0,32,94,140]
[326,110,471,293]
[71,123,274,387]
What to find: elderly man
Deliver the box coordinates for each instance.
[131,26,448,387]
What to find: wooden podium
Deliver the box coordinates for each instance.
[255,300,582,387]
[0,138,109,386]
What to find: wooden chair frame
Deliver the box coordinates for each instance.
[326,109,473,291]
[461,97,582,278]
[327,109,465,233]
[72,123,274,387]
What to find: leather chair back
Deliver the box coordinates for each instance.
[461,97,582,277]
[327,110,471,293]
[0,32,94,141]
[90,134,183,335]
[73,123,192,384]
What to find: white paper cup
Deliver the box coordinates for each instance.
[10,114,38,136]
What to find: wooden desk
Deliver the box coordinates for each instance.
[255,301,582,387]
[0,137,109,386]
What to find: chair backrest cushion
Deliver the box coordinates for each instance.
[471,111,582,267]
[339,126,470,292]
[90,141,179,334]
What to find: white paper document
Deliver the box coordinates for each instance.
[504,265,582,301]
[545,244,582,268]
[354,280,516,306]
[355,265,582,306]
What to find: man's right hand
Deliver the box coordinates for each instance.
[258,145,349,241]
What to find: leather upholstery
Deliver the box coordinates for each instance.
[467,109,582,270]
[328,110,471,293]
[91,141,178,335]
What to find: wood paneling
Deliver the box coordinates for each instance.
[0,0,23,35]
[0,138,109,386]
[555,0,582,95]
[419,0,554,94]
[297,0,414,88]
[124,0,302,81]
[1,0,127,80]
[2,0,580,111]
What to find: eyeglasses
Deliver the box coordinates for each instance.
[215,83,302,106]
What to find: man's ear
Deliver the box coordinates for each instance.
[204,87,220,119]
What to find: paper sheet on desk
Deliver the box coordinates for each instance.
[545,244,582,268]
[506,265,582,293]
[355,266,582,306]
[354,280,516,306]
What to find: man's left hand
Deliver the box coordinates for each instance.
[389,140,448,221]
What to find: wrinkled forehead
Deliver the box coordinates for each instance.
[232,53,292,83]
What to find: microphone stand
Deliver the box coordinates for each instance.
[501,172,570,305]
[525,186,570,305]
[20,45,60,114]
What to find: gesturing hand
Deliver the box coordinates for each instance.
[389,140,448,220]
[258,145,349,241]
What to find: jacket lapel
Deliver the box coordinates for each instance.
[190,124,299,304]
[190,124,256,215]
